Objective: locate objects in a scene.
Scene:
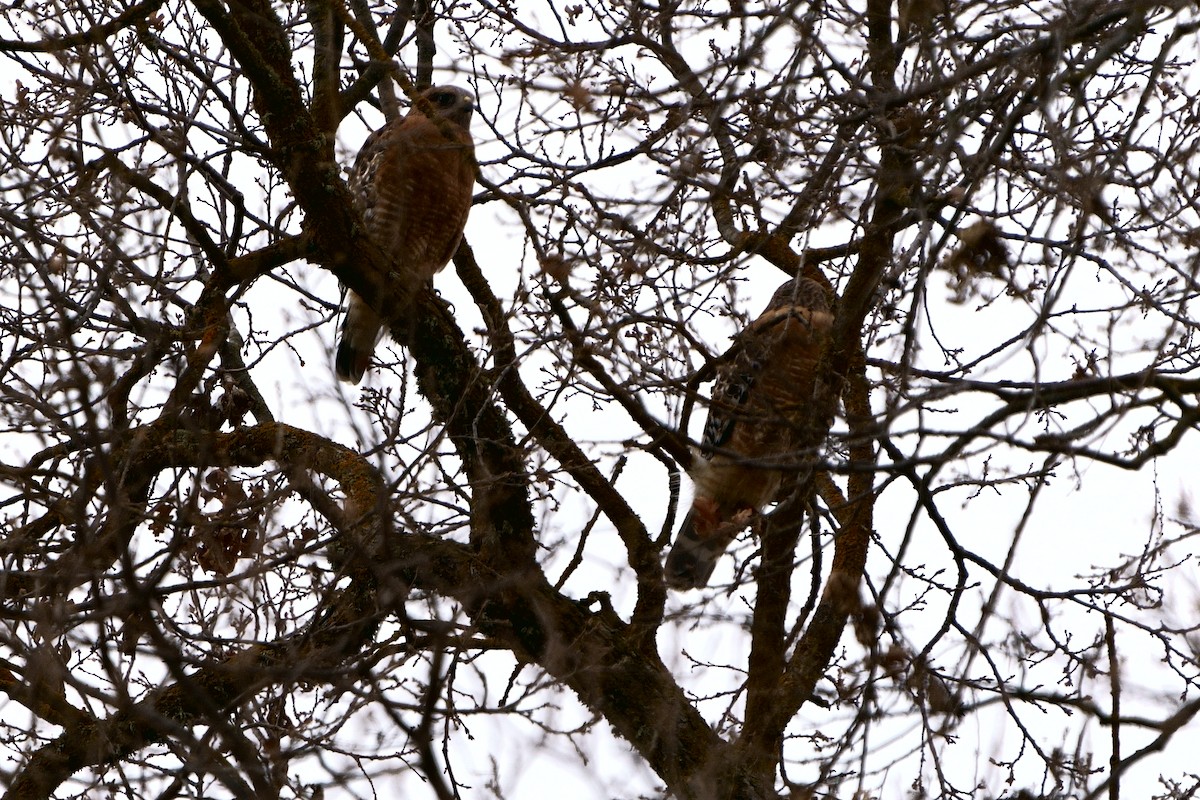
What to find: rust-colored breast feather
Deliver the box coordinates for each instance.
[665,277,834,589]
[359,118,475,281]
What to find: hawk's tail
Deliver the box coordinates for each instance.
[664,508,726,590]
[336,291,383,384]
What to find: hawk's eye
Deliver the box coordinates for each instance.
[431,91,455,107]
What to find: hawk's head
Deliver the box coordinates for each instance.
[414,85,475,129]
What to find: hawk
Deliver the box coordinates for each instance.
[664,276,835,589]
[336,85,477,383]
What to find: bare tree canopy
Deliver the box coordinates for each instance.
[2,0,1200,798]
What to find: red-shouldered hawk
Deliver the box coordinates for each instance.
[665,276,835,589]
[336,85,477,383]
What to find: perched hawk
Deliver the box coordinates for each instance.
[665,276,835,589]
[336,85,477,383]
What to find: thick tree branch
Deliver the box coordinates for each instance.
[0,0,165,52]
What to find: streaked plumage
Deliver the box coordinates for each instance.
[336,85,476,383]
[665,276,835,589]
